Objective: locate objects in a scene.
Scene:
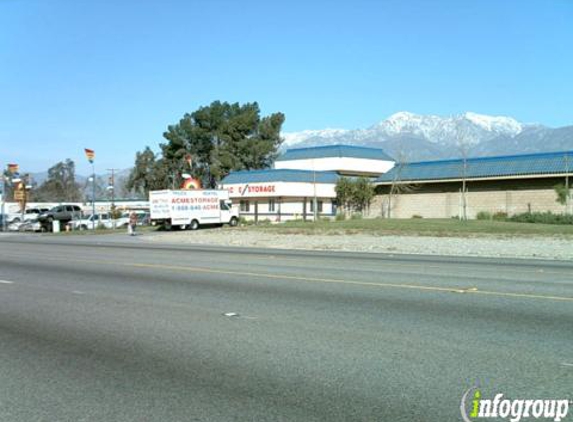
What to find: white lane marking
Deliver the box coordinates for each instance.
[71,290,85,295]
[0,280,14,284]
[562,363,573,367]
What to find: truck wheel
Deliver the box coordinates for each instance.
[190,220,199,230]
[229,217,238,227]
[164,220,172,231]
[80,225,88,231]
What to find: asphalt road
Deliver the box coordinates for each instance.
[0,234,572,421]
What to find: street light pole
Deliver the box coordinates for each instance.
[1,172,6,232]
[91,163,96,230]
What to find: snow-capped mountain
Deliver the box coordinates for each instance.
[282,128,351,146]
[281,112,573,161]
[372,111,523,145]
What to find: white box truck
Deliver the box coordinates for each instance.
[149,189,239,230]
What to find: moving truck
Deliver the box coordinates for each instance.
[149,190,239,230]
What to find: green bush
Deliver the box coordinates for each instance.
[335,212,346,221]
[239,217,254,226]
[411,214,423,219]
[476,211,492,220]
[508,212,573,225]
[350,213,363,220]
[492,211,508,221]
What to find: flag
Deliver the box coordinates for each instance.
[84,148,95,163]
[7,164,19,174]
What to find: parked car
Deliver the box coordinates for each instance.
[116,210,150,228]
[67,213,114,230]
[7,220,24,231]
[18,219,43,232]
[24,207,50,221]
[3,212,24,224]
[38,205,83,231]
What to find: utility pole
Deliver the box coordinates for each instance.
[107,168,119,228]
[461,156,468,221]
[106,168,119,210]
[565,153,570,215]
[312,159,318,222]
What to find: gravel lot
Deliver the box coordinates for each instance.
[145,228,573,260]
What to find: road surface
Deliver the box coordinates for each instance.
[0,235,572,421]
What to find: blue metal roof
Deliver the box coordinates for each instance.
[276,144,394,162]
[376,150,573,183]
[221,169,340,185]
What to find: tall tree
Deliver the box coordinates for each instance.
[33,159,82,202]
[335,177,375,215]
[335,176,354,213]
[126,147,170,198]
[161,101,285,187]
[352,177,375,212]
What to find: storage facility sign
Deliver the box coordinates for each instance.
[223,182,336,198]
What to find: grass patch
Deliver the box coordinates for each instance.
[237,218,573,238]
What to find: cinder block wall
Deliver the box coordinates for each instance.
[367,178,570,219]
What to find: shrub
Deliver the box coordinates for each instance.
[492,211,508,221]
[411,214,423,219]
[508,211,573,225]
[350,213,363,220]
[476,211,492,220]
[335,212,346,221]
[239,217,254,226]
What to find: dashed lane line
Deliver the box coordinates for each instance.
[1,253,572,303]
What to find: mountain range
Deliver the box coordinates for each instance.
[29,168,134,199]
[282,112,573,162]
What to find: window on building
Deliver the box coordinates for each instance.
[269,199,276,212]
[240,200,250,212]
[309,200,323,213]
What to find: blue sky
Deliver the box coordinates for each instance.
[1,0,572,174]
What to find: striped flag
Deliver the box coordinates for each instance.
[84,148,95,163]
[7,163,19,174]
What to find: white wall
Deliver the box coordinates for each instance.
[2,201,149,215]
[236,197,335,222]
[220,181,337,199]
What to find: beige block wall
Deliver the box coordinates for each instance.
[368,188,568,219]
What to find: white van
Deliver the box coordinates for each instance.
[149,190,239,230]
